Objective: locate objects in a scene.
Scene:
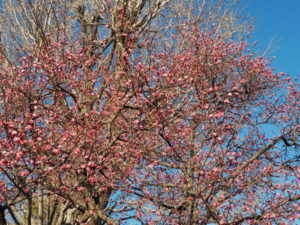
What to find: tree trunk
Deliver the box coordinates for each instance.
[0,205,7,225]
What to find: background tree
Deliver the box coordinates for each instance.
[0,0,248,63]
[0,0,299,225]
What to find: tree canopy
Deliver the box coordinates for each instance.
[0,0,299,224]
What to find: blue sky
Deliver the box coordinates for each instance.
[243,0,300,78]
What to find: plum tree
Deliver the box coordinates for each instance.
[0,0,299,225]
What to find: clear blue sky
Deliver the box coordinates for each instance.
[242,0,300,78]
